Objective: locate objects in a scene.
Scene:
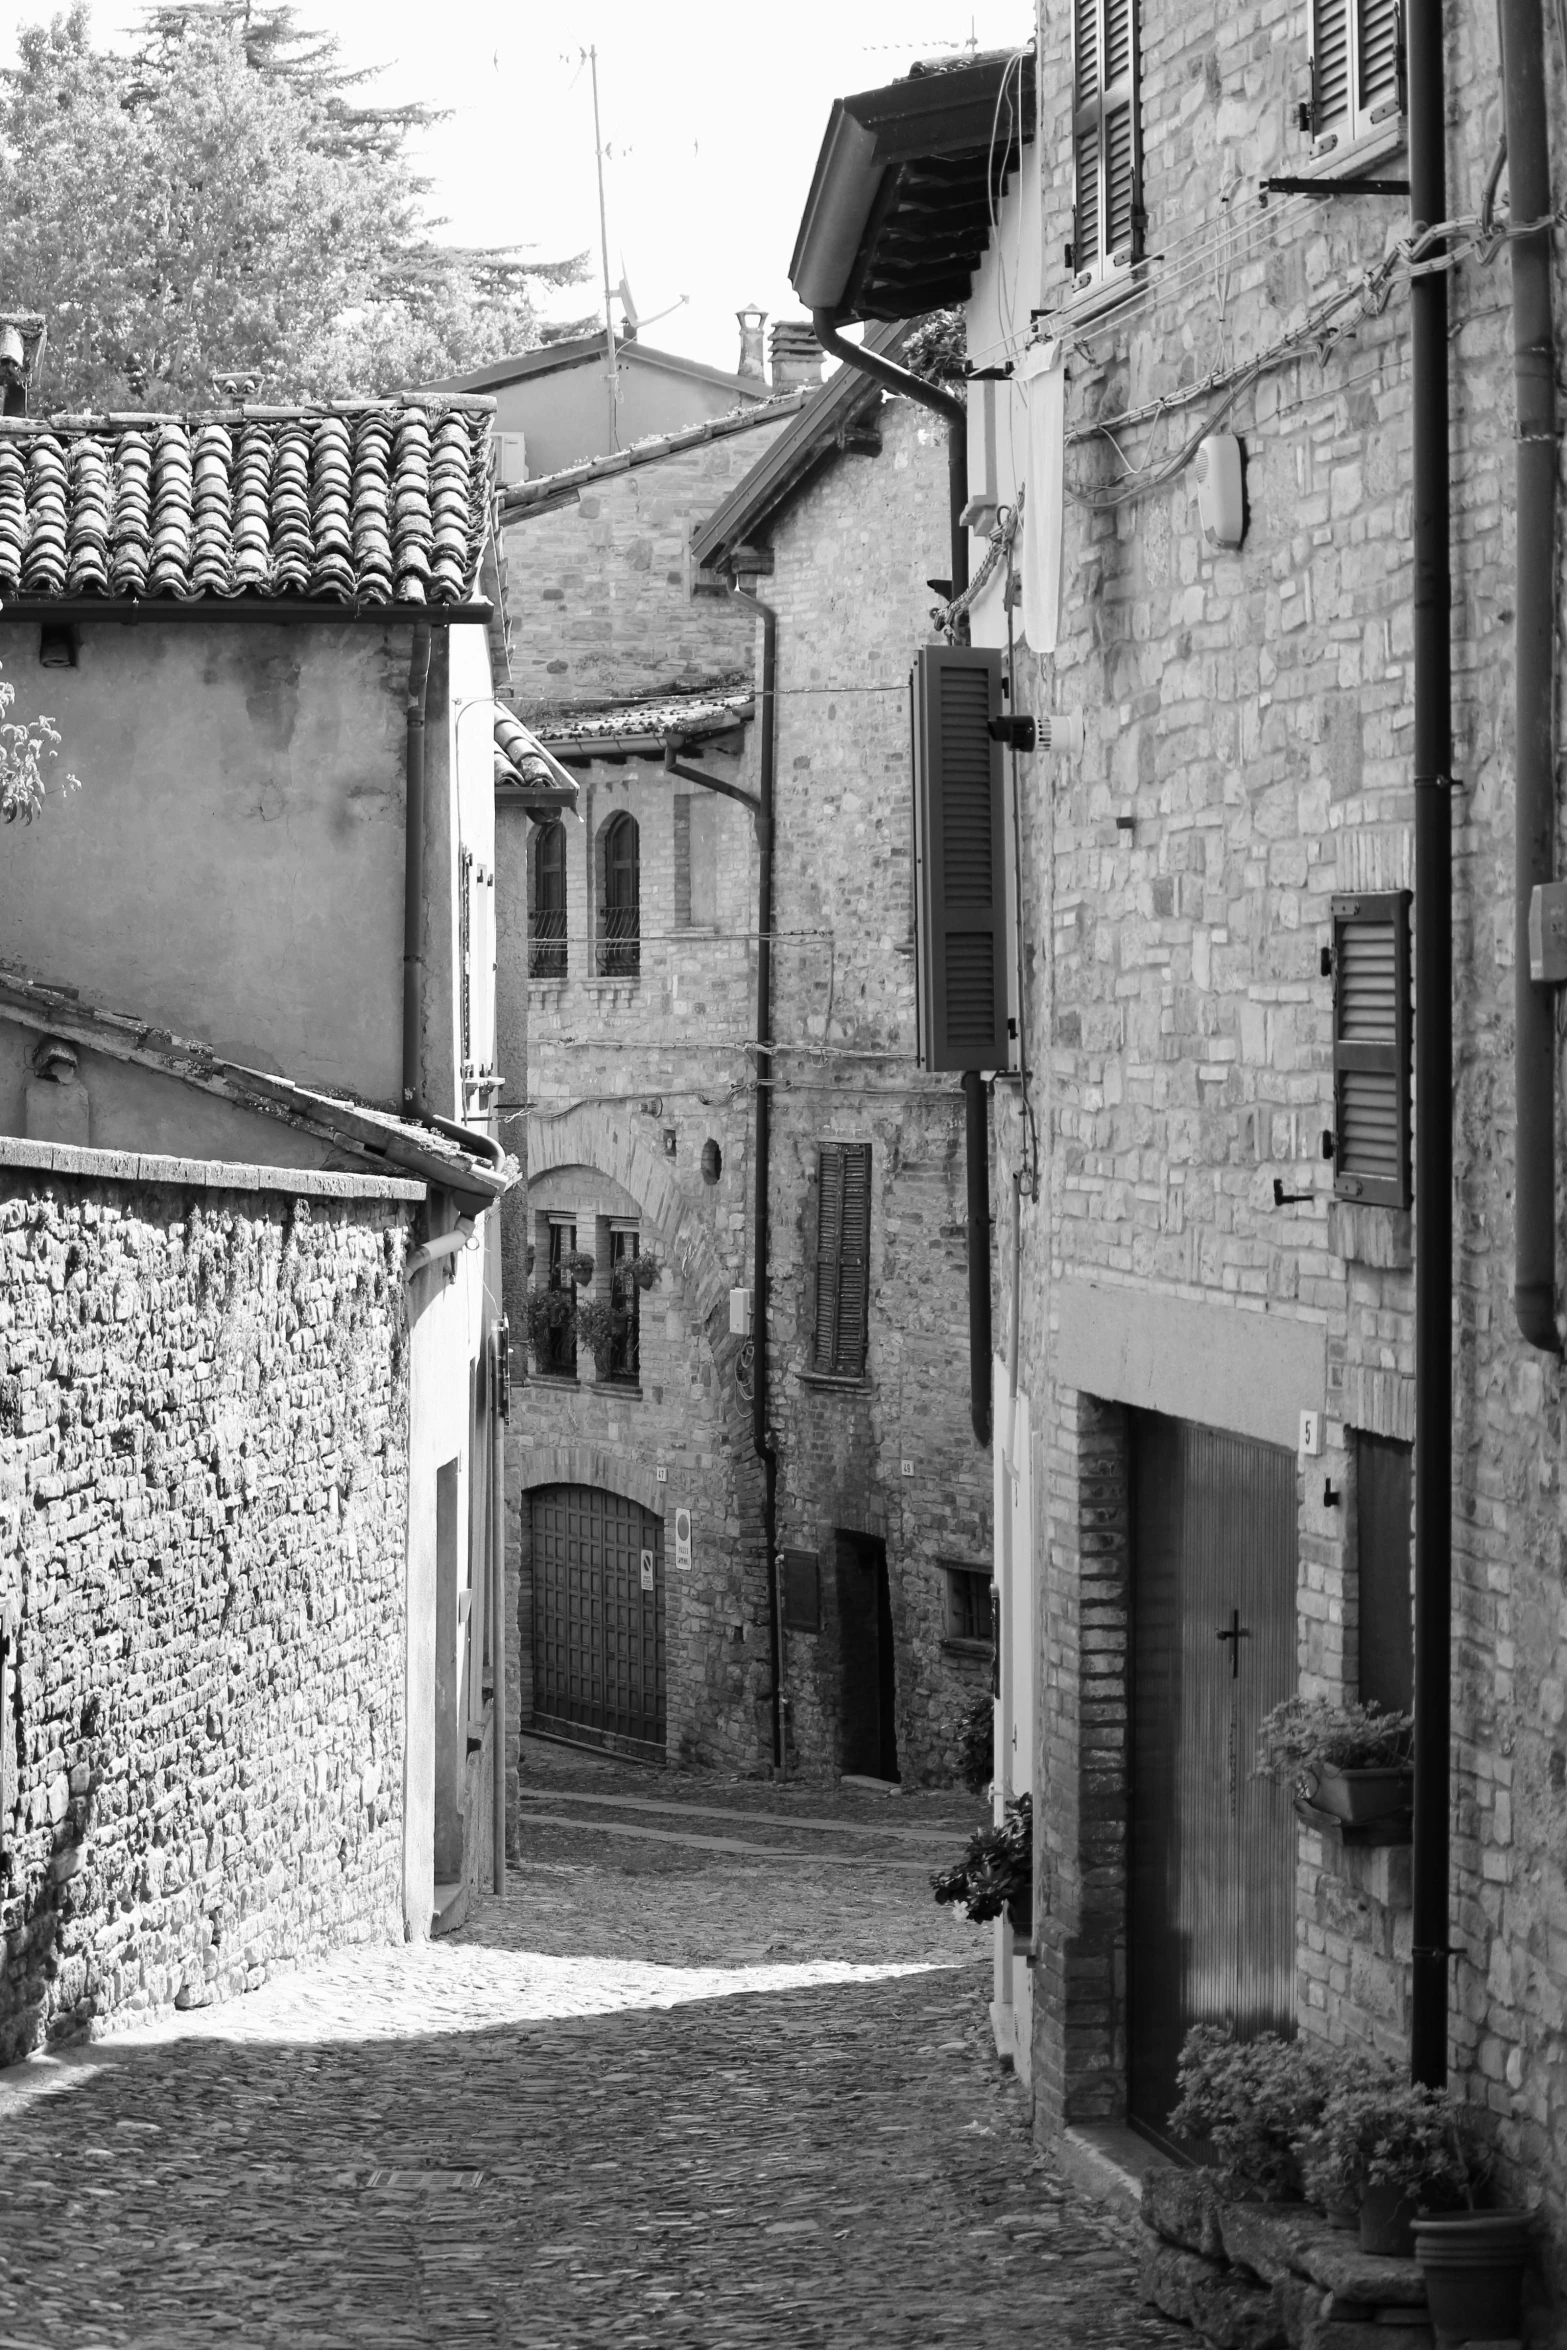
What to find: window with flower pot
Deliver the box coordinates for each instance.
[600,1221,641,1387]
[532,1214,580,1380]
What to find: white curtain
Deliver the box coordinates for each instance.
[1018,340,1065,656]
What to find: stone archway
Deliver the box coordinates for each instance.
[513,1443,664,1518]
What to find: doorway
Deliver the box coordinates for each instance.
[1128,1411,1297,2150]
[835,1532,899,1781]
[529,1483,666,1763]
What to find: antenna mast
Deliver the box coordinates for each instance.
[587,47,620,452]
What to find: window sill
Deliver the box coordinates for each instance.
[1056,260,1145,331]
[585,975,641,995]
[794,1369,871,1393]
[1292,118,1406,182]
[527,1371,581,1391]
[590,1381,643,1399]
[942,1637,996,1662]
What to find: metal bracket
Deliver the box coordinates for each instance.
[1263,175,1410,196]
[1273,1179,1313,1206]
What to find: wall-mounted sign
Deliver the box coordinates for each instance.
[674,1508,692,1572]
[640,1548,654,1591]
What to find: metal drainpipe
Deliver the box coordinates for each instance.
[491,1330,507,1895]
[1408,0,1456,2092]
[1503,0,1562,1356]
[810,309,969,598]
[731,577,784,1775]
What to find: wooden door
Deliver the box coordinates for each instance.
[530,1484,666,1763]
[835,1533,899,1781]
[1128,1412,1297,2149]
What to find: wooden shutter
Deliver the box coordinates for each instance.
[1072,0,1140,282]
[1332,891,1411,1207]
[911,645,1012,1073]
[1311,0,1401,145]
[782,1550,821,1633]
[812,1142,872,1378]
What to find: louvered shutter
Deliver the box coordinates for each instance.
[813,1143,872,1378]
[911,646,1013,1073]
[1072,0,1140,282]
[1332,892,1411,1207]
[1310,0,1401,144]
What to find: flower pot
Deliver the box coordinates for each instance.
[1413,2212,1532,2348]
[1309,1764,1413,1824]
[1359,2181,1419,2259]
[1007,1894,1032,1940]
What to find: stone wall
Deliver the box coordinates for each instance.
[503,413,798,714]
[762,394,994,1784]
[0,1165,412,2062]
[1004,0,1567,2275]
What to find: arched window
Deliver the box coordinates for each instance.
[598,812,640,978]
[530,819,567,979]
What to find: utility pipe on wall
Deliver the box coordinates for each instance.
[962,1073,994,1447]
[731,577,784,1775]
[403,623,433,1119]
[810,310,969,600]
[1502,0,1562,1357]
[491,1329,507,1896]
[1407,0,1456,2093]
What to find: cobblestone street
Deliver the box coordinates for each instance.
[0,1750,1183,2348]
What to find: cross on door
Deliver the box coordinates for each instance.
[1215,1608,1251,1678]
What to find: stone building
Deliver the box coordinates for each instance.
[0,364,528,2053]
[498,330,992,1783]
[791,0,1567,2311]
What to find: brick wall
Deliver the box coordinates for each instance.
[503,415,799,714]
[1009,0,1567,2254]
[0,1170,411,2062]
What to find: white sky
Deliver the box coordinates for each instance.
[0,0,1032,375]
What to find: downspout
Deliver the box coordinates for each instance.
[1408,0,1455,2092]
[1503,0,1562,1355]
[732,576,784,1775]
[491,1328,507,1896]
[996,1171,1022,1825]
[810,310,969,598]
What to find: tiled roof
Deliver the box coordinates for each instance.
[532,690,754,755]
[0,965,514,1210]
[0,399,496,608]
[497,393,807,521]
[493,709,580,813]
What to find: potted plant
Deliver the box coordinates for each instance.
[1254,1696,1413,1825]
[930,1791,1031,1940]
[630,1254,662,1292]
[1414,2206,1534,2346]
[1301,2074,1490,2257]
[1167,2026,1336,2201]
[525,1283,574,1370]
[561,1249,596,1287]
[572,1295,619,1376]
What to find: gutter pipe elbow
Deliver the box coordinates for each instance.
[810,308,968,599]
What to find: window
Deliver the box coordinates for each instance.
[944,1565,995,1648]
[782,1550,821,1633]
[811,1142,871,1380]
[1331,891,1411,1208]
[1356,1432,1412,1714]
[605,1224,641,1387]
[1071,0,1142,293]
[1307,0,1403,153]
[598,812,640,978]
[536,1216,578,1379]
[530,819,567,980]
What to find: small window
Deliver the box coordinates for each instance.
[599,811,640,978]
[1357,1432,1412,1714]
[944,1565,994,1648]
[530,820,567,980]
[1331,891,1411,1208]
[1308,0,1403,154]
[534,1215,578,1380]
[811,1142,872,1380]
[1071,0,1142,292]
[604,1224,641,1387]
[782,1550,821,1633]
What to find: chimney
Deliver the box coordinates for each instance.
[0,315,45,418]
[735,305,768,383]
[768,320,824,392]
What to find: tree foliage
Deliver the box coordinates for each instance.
[0,4,594,412]
[0,663,77,823]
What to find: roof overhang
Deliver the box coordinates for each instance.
[789,50,1034,325]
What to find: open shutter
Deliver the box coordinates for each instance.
[1311,0,1350,137]
[911,645,1012,1073]
[1311,0,1401,146]
[813,1143,872,1378]
[1332,891,1411,1207]
[1357,0,1402,124]
[1071,0,1140,281]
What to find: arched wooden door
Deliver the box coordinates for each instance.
[529,1483,665,1762]
[599,813,640,977]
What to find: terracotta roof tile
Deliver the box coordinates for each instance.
[534,690,754,749]
[497,391,808,521]
[493,710,580,813]
[0,400,495,608]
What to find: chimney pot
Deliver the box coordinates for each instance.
[768,320,825,392]
[735,305,768,384]
[0,312,44,416]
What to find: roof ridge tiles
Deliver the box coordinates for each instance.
[500,388,807,513]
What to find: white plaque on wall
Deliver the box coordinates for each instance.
[674,1508,692,1571]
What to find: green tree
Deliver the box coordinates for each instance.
[0,665,76,823]
[0,4,592,412]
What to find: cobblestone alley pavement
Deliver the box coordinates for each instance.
[0,1747,1184,2349]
